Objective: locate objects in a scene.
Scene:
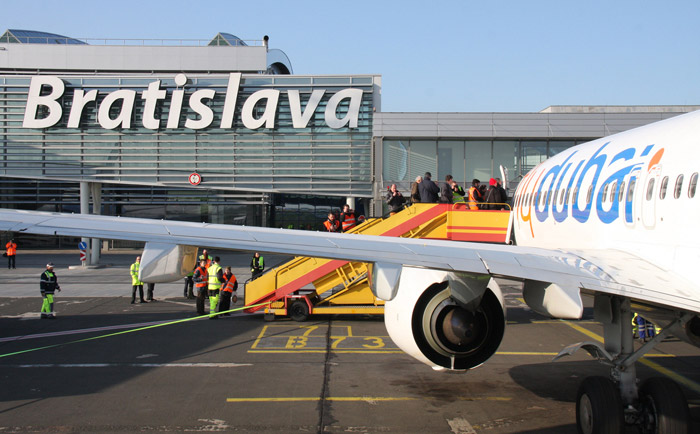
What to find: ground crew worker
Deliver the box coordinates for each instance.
[633,313,660,341]
[40,262,60,319]
[218,266,238,316]
[198,249,213,299]
[467,179,483,210]
[250,252,264,280]
[183,268,195,299]
[5,239,16,269]
[193,259,209,315]
[340,204,357,232]
[146,282,156,302]
[323,212,341,232]
[199,249,212,268]
[130,256,147,304]
[207,256,224,319]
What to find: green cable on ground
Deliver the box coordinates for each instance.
[0,302,271,359]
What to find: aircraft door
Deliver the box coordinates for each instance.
[641,166,661,229]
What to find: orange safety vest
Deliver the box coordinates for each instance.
[222,274,237,293]
[199,255,212,269]
[5,242,16,256]
[194,266,208,288]
[341,212,356,231]
[467,187,481,210]
[324,219,340,232]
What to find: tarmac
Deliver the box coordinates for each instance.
[0,249,699,433]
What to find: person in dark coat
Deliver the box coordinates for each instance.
[418,172,440,203]
[386,184,405,215]
[440,175,454,203]
[484,178,504,210]
[496,178,508,205]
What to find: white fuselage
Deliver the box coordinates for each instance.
[512,110,700,289]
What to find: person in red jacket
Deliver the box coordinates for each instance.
[5,239,17,269]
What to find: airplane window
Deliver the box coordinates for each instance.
[572,186,579,204]
[548,191,553,206]
[674,174,684,199]
[646,178,655,201]
[525,193,530,206]
[689,173,698,198]
[560,188,566,205]
[627,179,636,202]
[618,181,625,202]
[602,184,609,203]
[609,181,617,203]
[659,176,668,199]
[586,185,592,204]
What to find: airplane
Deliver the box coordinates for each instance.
[2,110,700,433]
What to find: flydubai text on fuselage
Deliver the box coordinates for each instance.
[512,111,700,282]
[21,73,363,131]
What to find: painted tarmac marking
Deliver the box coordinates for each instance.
[0,320,172,343]
[248,350,405,354]
[226,396,510,403]
[7,363,252,368]
[447,417,477,434]
[250,324,399,353]
[560,320,700,394]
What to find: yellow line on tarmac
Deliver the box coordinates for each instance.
[226,397,418,403]
[639,358,700,394]
[227,396,511,403]
[247,350,404,354]
[561,321,604,342]
[250,325,269,350]
[496,351,559,356]
[559,320,700,393]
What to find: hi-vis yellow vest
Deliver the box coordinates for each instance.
[130,262,143,286]
[208,263,222,290]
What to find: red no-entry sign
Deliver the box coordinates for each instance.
[188,172,201,185]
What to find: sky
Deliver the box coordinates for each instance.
[4,0,700,112]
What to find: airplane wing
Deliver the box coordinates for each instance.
[1,208,699,315]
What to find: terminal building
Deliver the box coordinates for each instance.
[1,29,698,247]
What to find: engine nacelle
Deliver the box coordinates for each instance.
[139,242,198,283]
[384,267,505,370]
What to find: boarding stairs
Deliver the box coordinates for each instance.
[244,203,511,319]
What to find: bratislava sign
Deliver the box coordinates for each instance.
[22,73,364,130]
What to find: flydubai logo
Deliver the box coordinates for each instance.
[518,142,665,233]
[22,73,364,131]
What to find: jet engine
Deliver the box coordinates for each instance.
[384,266,505,370]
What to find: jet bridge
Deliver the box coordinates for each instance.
[244,203,511,321]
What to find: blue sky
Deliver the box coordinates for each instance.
[4,0,700,112]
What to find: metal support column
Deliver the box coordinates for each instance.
[90,182,102,264]
[80,182,91,266]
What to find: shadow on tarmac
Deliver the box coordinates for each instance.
[0,300,265,403]
[509,360,700,432]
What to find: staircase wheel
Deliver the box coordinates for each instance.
[290,300,310,322]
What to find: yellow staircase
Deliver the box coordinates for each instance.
[244,203,511,320]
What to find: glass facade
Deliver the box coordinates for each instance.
[0,74,376,196]
[381,139,589,194]
[0,73,377,231]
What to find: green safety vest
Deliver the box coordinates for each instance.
[130,262,143,286]
[208,263,222,290]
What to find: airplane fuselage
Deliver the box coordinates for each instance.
[512,111,700,290]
